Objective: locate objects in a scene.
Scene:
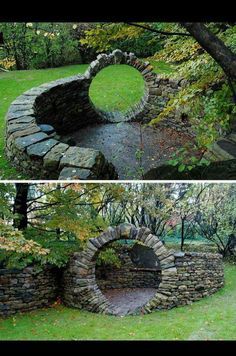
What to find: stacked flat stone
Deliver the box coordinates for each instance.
[0,265,58,317]
[96,246,162,290]
[62,223,224,316]
[5,75,117,180]
[0,224,225,317]
[5,49,186,180]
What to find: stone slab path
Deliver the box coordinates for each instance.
[61,122,192,179]
[102,288,157,315]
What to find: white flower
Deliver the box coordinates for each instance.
[72,24,78,30]
[36,30,41,35]
[26,23,33,28]
[44,32,48,37]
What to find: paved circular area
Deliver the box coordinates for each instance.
[102,288,157,315]
[61,122,192,179]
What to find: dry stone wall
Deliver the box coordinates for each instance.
[0,265,58,317]
[0,225,224,317]
[5,50,185,180]
[96,247,162,290]
[61,223,224,316]
[144,251,224,313]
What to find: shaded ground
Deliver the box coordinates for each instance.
[62,122,192,179]
[102,288,157,315]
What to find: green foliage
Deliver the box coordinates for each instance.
[110,31,162,57]
[0,23,82,70]
[0,224,82,269]
[96,247,121,268]
[80,23,165,57]
[0,183,125,270]
[194,184,236,256]
[79,23,144,52]
[150,23,236,171]
[0,221,50,269]
[0,184,15,218]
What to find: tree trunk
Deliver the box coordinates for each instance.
[56,227,61,239]
[180,218,185,251]
[182,23,236,80]
[13,183,29,230]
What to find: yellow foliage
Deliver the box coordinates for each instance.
[0,57,15,70]
[0,236,49,255]
[0,219,49,256]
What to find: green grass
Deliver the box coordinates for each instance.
[0,64,88,179]
[89,64,145,112]
[0,263,235,340]
[147,59,174,75]
[0,62,157,179]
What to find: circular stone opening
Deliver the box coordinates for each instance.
[89,64,146,120]
[95,239,162,316]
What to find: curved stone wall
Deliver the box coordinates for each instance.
[0,265,58,317]
[5,49,184,180]
[6,48,235,179]
[0,225,224,317]
[61,223,224,315]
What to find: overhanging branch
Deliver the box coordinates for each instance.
[125,22,191,37]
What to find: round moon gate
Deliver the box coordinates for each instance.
[62,223,177,315]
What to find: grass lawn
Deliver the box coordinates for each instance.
[0,60,172,179]
[89,64,145,112]
[0,263,235,340]
[0,64,88,179]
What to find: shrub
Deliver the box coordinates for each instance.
[0,222,81,270]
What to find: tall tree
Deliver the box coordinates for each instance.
[13,183,29,230]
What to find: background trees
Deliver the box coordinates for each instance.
[0,23,86,70]
[0,182,235,269]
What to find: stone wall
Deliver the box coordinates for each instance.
[6,48,235,179]
[61,223,224,316]
[5,75,117,180]
[5,49,186,180]
[0,224,225,318]
[144,251,224,313]
[0,265,58,317]
[96,248,161,290]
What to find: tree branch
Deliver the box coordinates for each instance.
[125,22,191,37]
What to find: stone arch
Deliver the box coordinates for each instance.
[84,49,156,123]
[5,49,163,180]
[62,223,177,315]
